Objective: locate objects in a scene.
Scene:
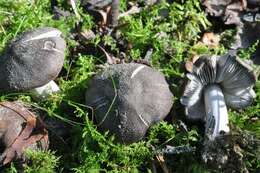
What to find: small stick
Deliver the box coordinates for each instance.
[109,0,120,27]
[119,6,141,18]
[155,154,170,173]
[151,161,158,173]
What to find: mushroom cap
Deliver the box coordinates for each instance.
[181,53,256,121]
[0,27,66,92]
[85,63,173,144]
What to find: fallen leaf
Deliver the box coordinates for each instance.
[98,45,120,64]
[0,102,48,166]
[201,32,220,48]
[185,55,200,72]
[79,30,96,41]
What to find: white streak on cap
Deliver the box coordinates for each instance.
[24,30,62,42]
[137,114,149,127]
[131,65,145,78]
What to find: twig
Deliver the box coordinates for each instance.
[155,154,170,173]
[151,161,158,173]
[119,6,141,18]
[109,0,119,27]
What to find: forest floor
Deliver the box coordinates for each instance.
[0,0,259,172]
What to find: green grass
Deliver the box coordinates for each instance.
[0,0,259,172]
[3,150,59,173]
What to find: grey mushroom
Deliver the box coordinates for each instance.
[181,53,256,140]
[0,27,66,99]
[85,63,173,144]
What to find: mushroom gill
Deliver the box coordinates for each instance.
[181,53,256,140]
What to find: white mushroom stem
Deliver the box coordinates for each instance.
[204,85,230,140]
[30,80,60,100]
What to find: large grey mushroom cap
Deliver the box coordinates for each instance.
[85,63,173,144]
[181,53,256,121]
[0,27,66,92]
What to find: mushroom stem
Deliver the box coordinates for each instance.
[204,84,230,140]
[30,80,60,100]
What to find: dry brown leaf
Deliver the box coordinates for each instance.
[0,102,48,166]
[185,61,194,73]
[201,32,220,48]
[185,55,200,72]
[98,7,111,26]
[79,30,96,41]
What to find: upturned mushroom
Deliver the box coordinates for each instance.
[85,63,173,144]
[181,53,256,140]
[0,101,48,166]
[0,27,66,99]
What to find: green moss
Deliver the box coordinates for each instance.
[3,150,59,173]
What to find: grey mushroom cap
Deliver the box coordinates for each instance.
[0,27,66,92]
[85,63,173,144]
[181,53,256,121]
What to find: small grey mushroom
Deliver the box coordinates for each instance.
[85,63,173,144]
[181,53,256,141]
[0,27,66,99]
